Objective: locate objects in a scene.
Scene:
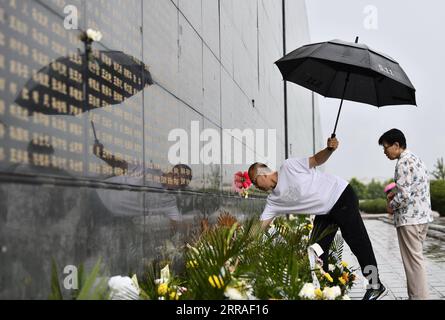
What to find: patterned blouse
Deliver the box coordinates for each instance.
[390,150,433,227]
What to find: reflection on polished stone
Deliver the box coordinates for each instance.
[0,179,267,299]
[15,49,153,116]
[0,0,275,299]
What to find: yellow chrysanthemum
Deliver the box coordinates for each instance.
[208,275,224,289]
[342,272,350,281]
[186,260,198,268]
[169,291,178,300]
[338,277,346,285]
[315,288,323,299]
[306,224,313,230]
[157,283,168,296]
[341,261,348,268]
[324,273,333,283]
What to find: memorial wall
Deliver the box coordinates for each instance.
[0,0,321,298]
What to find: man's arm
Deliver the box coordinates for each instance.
[309,137,339,169]
[93,142,129,172]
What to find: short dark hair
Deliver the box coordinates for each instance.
[248,163,268,183]
[378,129,407,149]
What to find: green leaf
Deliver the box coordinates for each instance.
[76,258,108,300]
[48,258,63,300]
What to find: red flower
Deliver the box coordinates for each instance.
[232,171,252,197]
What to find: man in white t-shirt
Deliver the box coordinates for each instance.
[248,137,387,300]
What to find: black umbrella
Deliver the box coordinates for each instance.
[275,37,416,138]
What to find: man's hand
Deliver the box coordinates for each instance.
[327,137,339,151]
[309,137,340,168]
[261,218,274,230]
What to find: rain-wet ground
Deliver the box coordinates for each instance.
[432,217,445,228]
[424,237,445,262]
[343,219,445,300]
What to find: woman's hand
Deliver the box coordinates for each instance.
[386,199,394,215]
[387,191,395,201]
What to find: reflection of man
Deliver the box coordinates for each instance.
[93,141,192,226]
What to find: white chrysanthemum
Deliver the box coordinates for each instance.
[108,276,140,300]
[342,295,351,300]
[86,28,103,42]
[322,286,341,300]
[267,226,277,236]
[299,283,316,300]
[328,264,335,272]
[224,287,246,300]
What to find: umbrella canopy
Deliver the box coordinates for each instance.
[275,38,416,136]
[15,50,153,116]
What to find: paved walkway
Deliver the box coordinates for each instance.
[343,219,445,300]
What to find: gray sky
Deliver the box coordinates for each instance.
[304,0,445,182]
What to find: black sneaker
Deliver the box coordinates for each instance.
[362,283,388,300]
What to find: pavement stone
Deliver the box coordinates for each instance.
[342,219,445,300]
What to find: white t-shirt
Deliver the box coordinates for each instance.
[260,157,348,221]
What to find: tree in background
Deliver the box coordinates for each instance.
[349,178,393,200]
[349,178,368,200]
[366,179,385,200]
[432,157,445,180]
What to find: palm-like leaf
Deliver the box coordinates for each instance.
[330,233,344,263]
[49,258,110,300]
[49,258,63,300]
[184,218,261,299]
[309,222,338,245]
[184,215,314,300]
[76,258,110,300]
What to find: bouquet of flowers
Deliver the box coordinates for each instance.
[315,260,356,297]
[384,182,397,195]
[232,171,252,198]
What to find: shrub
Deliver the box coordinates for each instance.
[431,180,445,216]
[359,199,387,214]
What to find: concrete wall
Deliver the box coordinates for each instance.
[0,0,320,298]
